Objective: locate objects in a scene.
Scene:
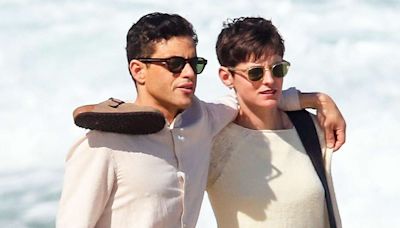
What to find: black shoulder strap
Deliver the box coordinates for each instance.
[286,110,337,228]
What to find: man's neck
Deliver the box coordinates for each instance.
[134,98,178,124]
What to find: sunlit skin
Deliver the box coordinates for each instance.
[220,55,293,130]
[129,36,197,123]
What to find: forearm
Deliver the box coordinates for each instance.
[299,92,333,110]
[279,88,331,111]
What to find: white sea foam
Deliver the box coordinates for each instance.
[1,0,399,227]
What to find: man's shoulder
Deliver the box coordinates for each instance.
[84,130,147,151]
[66,130,134,161]
[85,129,128,141]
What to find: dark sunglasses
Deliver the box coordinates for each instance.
[137,56,208,74]
[228,60,291,81]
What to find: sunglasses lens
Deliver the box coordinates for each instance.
[192,58,207,74]
[248,67,264,81]
[167,57,186,73]
[167,57,208,74]
[272,62,290,78]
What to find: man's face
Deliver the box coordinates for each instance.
[139,36,197,115]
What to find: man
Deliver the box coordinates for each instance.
[57,12,345,228]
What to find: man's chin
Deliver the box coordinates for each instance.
[178,100,193,109]
[177,93,194,105]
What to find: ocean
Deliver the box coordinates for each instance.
[1,0,399,227]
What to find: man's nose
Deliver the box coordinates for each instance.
[180,62,196,78]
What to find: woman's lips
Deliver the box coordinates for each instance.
[259,89,276,95]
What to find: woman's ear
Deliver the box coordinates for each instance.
[218,66,234,89]
[130,60,146,85]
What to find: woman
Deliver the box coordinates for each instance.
[207,17,342,228]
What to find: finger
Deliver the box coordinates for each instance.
[333,128,346,151]
[317,111,325,128]
[325,126,335,149]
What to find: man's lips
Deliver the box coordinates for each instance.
[177,82,194,93]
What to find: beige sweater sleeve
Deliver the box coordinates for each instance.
[57,135,116,228]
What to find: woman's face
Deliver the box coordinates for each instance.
[231,54,285,111]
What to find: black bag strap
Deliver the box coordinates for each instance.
[286,110,337,228]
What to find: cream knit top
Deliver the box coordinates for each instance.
[207,119,341,228]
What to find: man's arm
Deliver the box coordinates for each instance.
[279,88,346,151]
[298,92,346,151]
[71,89,346,151]
[57,137,115,227]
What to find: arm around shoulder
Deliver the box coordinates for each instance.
[279,87,301,111]
[206,94,239,134]
[299,92,346,151]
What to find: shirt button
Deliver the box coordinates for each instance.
[177,135,185,141]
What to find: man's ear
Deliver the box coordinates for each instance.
[130,60,146,85]
[218,66,234,89]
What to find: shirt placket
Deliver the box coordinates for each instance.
[170,127,187,228]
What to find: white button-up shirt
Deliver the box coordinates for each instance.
[57,96,238,228]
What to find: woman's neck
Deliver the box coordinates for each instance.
[235,104,292,130]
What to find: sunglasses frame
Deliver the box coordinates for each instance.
[228,60,291,81]
[136,56,208,74]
